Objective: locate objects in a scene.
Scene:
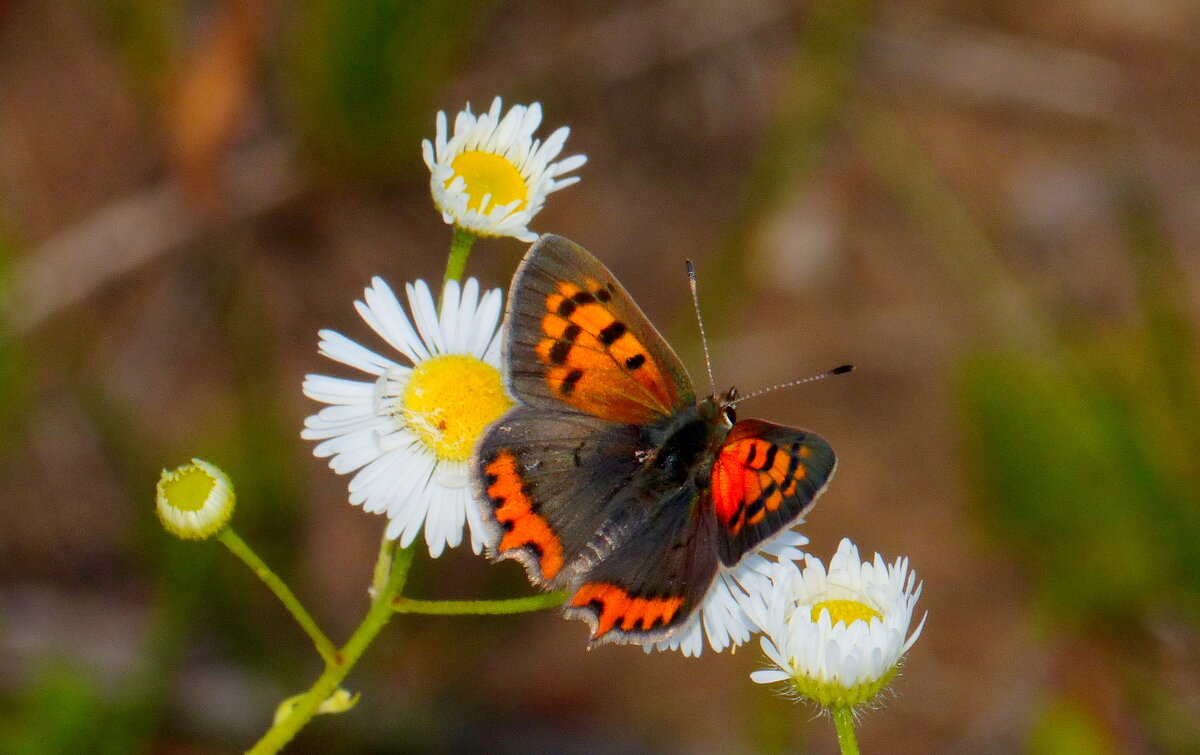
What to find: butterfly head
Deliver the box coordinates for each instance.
[699,387,739,429]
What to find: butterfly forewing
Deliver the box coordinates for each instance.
[504,235,695,425]
[710,419,836,566]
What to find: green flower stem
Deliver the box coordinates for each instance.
[246,544,416,755]
[831,706,860,755]
[443,226,477,287]
[393,590,570,615]
[370,532,397,599]
[217,528,338,666]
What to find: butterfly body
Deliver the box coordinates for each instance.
[636,394,729,494]
[472,235,836,647]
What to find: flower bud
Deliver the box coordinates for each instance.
[156,459,235,540]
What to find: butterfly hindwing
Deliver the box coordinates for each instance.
[504,235,695,425]
[710,419,836,566]
[564,481,721,646]
[473,404,645,589]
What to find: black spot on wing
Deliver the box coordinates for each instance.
[784,443,802,481]
[749,481,780,516]
[598,321,627,345]
[560,369,584,396]
[744,498,765,521]
[549,340,572,364]
[743,444,757,467]
[758,444,778,471]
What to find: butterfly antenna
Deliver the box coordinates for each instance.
[686,259,718,396]
[729,364,854,407]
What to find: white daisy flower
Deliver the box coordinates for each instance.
[302,277,510,557]
[645,530,811,657]
[156,459,235,540]
[745,538,925,708]
[421,97,587,241]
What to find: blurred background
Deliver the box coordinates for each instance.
[2,0,1199,752]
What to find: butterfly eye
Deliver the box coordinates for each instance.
[723,406,737,424]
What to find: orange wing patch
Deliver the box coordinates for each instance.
[484,450,564,581]
[536,279,674,423]
[711,438,807,536]
[570,583,685,639]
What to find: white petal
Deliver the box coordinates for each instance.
[407,280,444,355]
[302,375,377,405]
[463,493,489,554]
[552,153,588,175]
[359,277,430,363]
[472,288,504,359]
[750,669,790,685]
[422,483,449,557]
[454,277,480,351]
[439,278,461,354]
[317,330,398,376]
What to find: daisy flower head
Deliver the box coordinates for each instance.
[745,538,925,709]
[645,529,812,658]
[302,277,509,557]
[421,97,587,241]
[156,459,235,540]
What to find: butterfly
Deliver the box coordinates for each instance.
[471,235,838,647]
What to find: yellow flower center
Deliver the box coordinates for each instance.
[161,465,217,512]
[402,354,512,462]
[449,151,528,213]
[810,599,883,627]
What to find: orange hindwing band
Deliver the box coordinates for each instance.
[484,450,564,581]
[570,582,685,638]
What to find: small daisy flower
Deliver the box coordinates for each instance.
[302,277,509,557]
[645,530,811,657]
[745,538,925,708]
[156,459,235,540]
[421,97,586,241]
